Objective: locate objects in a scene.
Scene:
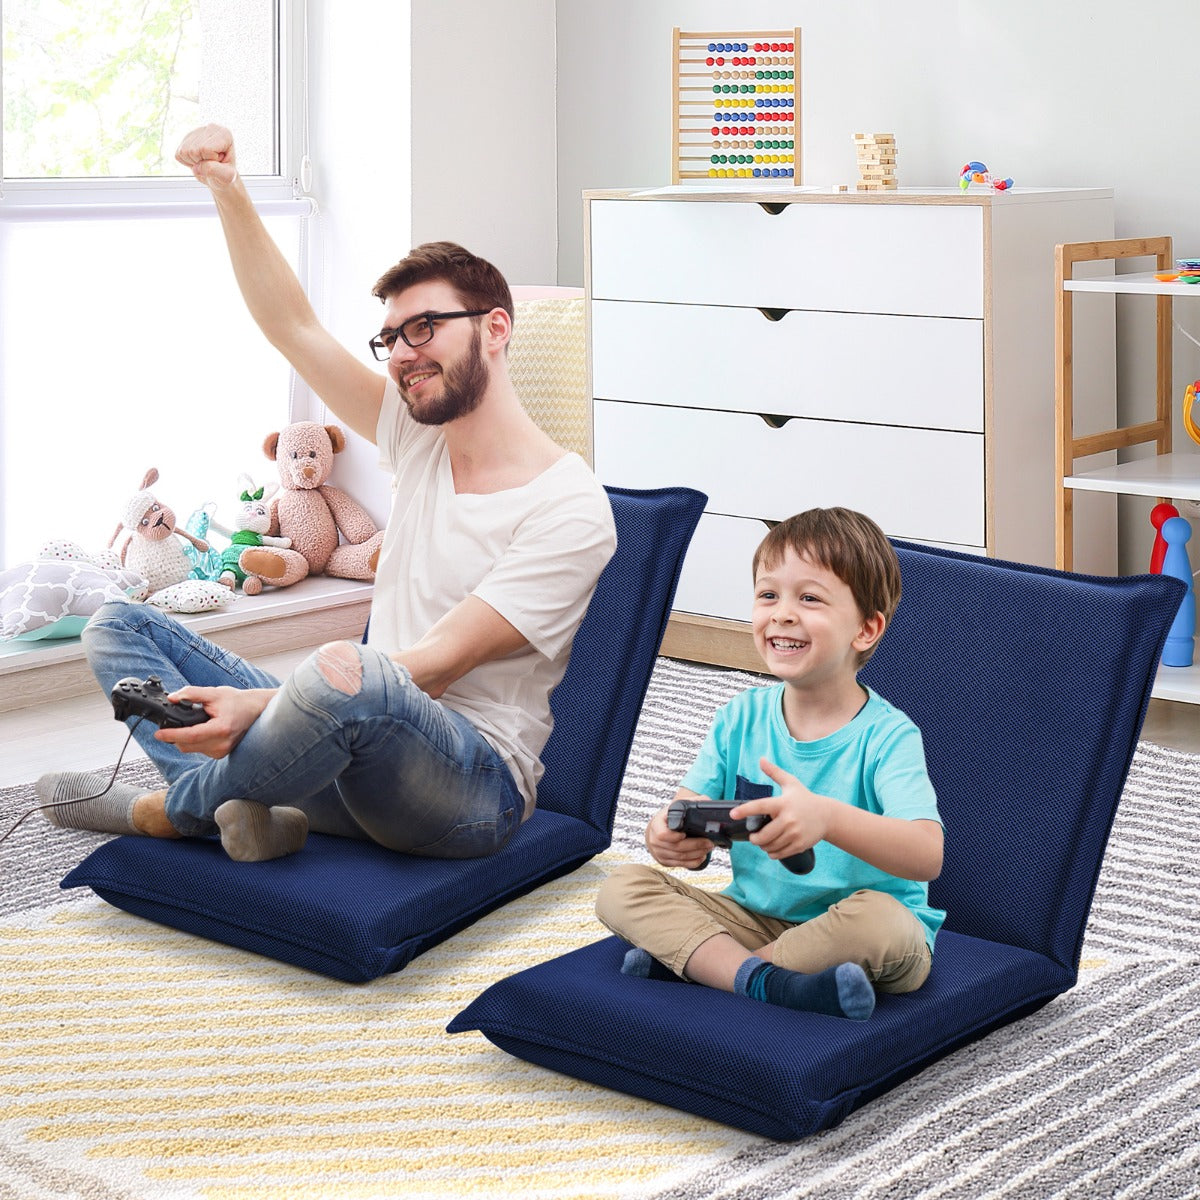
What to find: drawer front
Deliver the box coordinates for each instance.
[673,512,765,623]
[589,199,984,318]
[592,300,983,432]
[594,400,984,547]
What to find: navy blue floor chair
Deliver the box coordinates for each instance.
[61,486,707,982]
[448,543,1184,1140]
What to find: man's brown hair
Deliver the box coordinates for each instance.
[752,507,902,665]
[372,241,514,323]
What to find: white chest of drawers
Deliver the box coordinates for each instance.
[584,187,1115,670]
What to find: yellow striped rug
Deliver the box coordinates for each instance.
[1,852,751,1200]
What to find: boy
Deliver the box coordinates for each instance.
[595,508,944,1020]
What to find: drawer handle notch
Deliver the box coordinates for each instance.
[759,413,795,430]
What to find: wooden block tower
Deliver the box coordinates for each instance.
[854,133,897,191]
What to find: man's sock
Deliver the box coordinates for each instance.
[620,945,680,982]
[36,772,145,836]
[733,955,876,1020]
[214,799,308,862]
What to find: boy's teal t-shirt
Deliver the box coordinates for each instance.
[680,684,946,954]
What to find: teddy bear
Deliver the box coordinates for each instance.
[235,422,383,592]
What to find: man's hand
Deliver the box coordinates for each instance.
[645,793,714,869]
[154,685,275,759]
[729,757,828,862]
[176,124,239,190]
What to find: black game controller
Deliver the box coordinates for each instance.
[666,799,815,875]
[111,676,210,729]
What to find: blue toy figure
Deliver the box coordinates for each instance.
[1160,515,1195,666]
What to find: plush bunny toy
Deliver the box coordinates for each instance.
[211,476,293,596]
[110,468,209,597]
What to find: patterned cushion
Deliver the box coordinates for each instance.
[509,297,589,461]
[0,559,146,641]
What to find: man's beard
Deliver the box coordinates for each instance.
[401,327,487,426]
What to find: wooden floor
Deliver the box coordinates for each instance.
[2,646,1198,791]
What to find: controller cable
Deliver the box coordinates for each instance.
[0,718,147,848]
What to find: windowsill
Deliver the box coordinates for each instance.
[0,576,374,714]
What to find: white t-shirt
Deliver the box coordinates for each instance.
[368,379,617,817]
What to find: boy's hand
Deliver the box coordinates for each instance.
[645,797,714,869]
[730,757,829,862]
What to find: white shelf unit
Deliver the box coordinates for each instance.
[1055,239,1200,704]
[586,186,1116,672]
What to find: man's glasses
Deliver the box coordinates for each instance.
[368,310,490,361]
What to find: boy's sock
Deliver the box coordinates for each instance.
[733,955,876,1021]
[36,772,145,836]
[620,945,680,983]
[214,799,308,862]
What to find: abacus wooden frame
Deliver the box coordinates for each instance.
[671,28,802,187]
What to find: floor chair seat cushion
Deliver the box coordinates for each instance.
[449,542,1184,1138]
[62,807,607,983]
[58,486,707,981]
[449,932,1073,1141]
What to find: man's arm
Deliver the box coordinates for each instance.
[176,124,385,444]
[391,594,529,700]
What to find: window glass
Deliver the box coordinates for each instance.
[0,212,305,564]
[2,0,277,179]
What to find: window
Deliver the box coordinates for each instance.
[3,0,278,181]
[0,0,313,567]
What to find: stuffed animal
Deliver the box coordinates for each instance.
[210,476,293,596]
[238,422,383,591]
[110,468,210,598]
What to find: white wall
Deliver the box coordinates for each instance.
[303,0,413,522]
[305,0,558,522]
[410,0,559,284]
[305,1,1200,566]
[554,0,1200,570]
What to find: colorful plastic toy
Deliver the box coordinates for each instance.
[1150,502,1180,574]
[1160,515,1196,667]
[959,161,1013,192]
[1183,379,1200,446]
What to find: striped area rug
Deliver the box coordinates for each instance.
[2,658,1198,1199]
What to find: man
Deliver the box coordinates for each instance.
[38,125,616,863]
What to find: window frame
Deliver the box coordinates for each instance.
[0,0,309,208]
[0,0,317,568]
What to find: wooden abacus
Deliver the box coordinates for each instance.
[671,28,802,185]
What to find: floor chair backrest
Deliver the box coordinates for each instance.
[860,542,1182,973]
[535,486,706,835]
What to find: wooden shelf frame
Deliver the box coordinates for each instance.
[1054,236,1173,570]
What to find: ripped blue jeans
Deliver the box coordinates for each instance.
[81,601,522,857]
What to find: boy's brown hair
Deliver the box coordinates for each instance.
[752,507,902,666]
[372,241,514,324]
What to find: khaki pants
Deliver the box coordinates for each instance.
[595,863,931,994]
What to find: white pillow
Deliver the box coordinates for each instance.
[146,579,235,613]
